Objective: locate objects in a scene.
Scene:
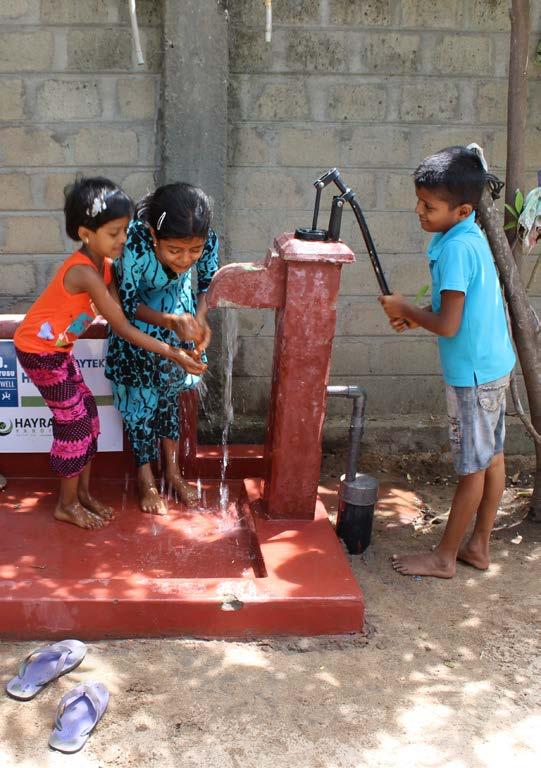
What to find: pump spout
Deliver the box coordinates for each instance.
[206,250,285,310]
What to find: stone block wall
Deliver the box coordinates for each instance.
[0,0,162,312]
[0,0,540,442]
[226,0,541,426]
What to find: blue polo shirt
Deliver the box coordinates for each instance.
[428,212,515,386]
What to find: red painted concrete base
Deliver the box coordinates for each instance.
[0,477,364,639]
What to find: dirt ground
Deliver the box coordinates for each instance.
[1,453,540,768]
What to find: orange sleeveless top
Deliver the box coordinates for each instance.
[14,251,112,354]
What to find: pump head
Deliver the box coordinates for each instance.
[295,168,391,295]
[295,168,350,243]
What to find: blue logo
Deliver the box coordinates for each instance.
[0,341,18,408]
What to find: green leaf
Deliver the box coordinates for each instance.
[414,283,429,305]
[504,203,518,219]
[514,189,524,214]
[503,222,517,231]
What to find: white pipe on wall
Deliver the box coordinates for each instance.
[265,0,272,43]
[129,0,145,64]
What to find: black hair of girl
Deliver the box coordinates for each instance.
[64,176,134,241]
[135,182,212,240]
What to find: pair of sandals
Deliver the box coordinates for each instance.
[5,639,108,754]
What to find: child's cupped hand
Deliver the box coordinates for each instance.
[169,347,208,375]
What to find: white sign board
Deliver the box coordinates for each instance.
[0,338,123,453]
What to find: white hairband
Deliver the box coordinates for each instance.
[157,211,166,230]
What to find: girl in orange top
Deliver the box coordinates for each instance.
[14,177,206,530]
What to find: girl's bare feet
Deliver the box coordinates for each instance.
[54,502,106,529]
[457,540,490,570]
[391,550,456,578]
[165,472,198,505]
[78,492,115,521]
[138,482,168,516]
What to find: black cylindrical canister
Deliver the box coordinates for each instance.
[336,473,379,554]
[336,501,375,554]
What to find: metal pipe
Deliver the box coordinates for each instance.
[326,385,367,482]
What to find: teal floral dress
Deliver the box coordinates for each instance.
[105,218,219,465]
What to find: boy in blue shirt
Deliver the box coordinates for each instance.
[380,146,516,578]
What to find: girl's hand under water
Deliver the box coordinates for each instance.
[168,347,208,375]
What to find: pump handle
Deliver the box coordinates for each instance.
[314,169,390,295]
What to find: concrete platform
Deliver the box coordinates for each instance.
[0,477,364,639]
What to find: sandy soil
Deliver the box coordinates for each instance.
[0,455,540,768]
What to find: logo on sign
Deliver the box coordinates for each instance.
[0,341,19,407]
[0,419,13,436]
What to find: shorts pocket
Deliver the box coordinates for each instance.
[477,382,507,412]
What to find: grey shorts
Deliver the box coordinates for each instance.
[446,375,509,476]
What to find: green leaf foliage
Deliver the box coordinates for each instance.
[504,203,518,219]
[414,284,430,305]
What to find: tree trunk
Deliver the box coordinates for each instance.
[533,443,541,517]
[504,0,531,278]
[478,189,541,521]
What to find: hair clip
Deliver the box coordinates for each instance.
[466,142,488,171]
[86,194,108,218]
[156,211,166,230]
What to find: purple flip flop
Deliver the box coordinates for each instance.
[5,640,87,701]
[48,681,109,753]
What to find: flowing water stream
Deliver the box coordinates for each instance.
[219,309,239,519]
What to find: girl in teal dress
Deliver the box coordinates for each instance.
[106,183,218,515]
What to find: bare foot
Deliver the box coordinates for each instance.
[54,502,106,530]
[138,483,168,516]
[78,492,115,521]
[391,551,456,578]
[165,472,198,505]
[457,541,489,570]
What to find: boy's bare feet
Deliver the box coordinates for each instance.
[165,472,198,505]
[138,483,168,516]
[391,550,456,578]
[78,492,115,521]
[457,541,490,570]
[54,502,106,529]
